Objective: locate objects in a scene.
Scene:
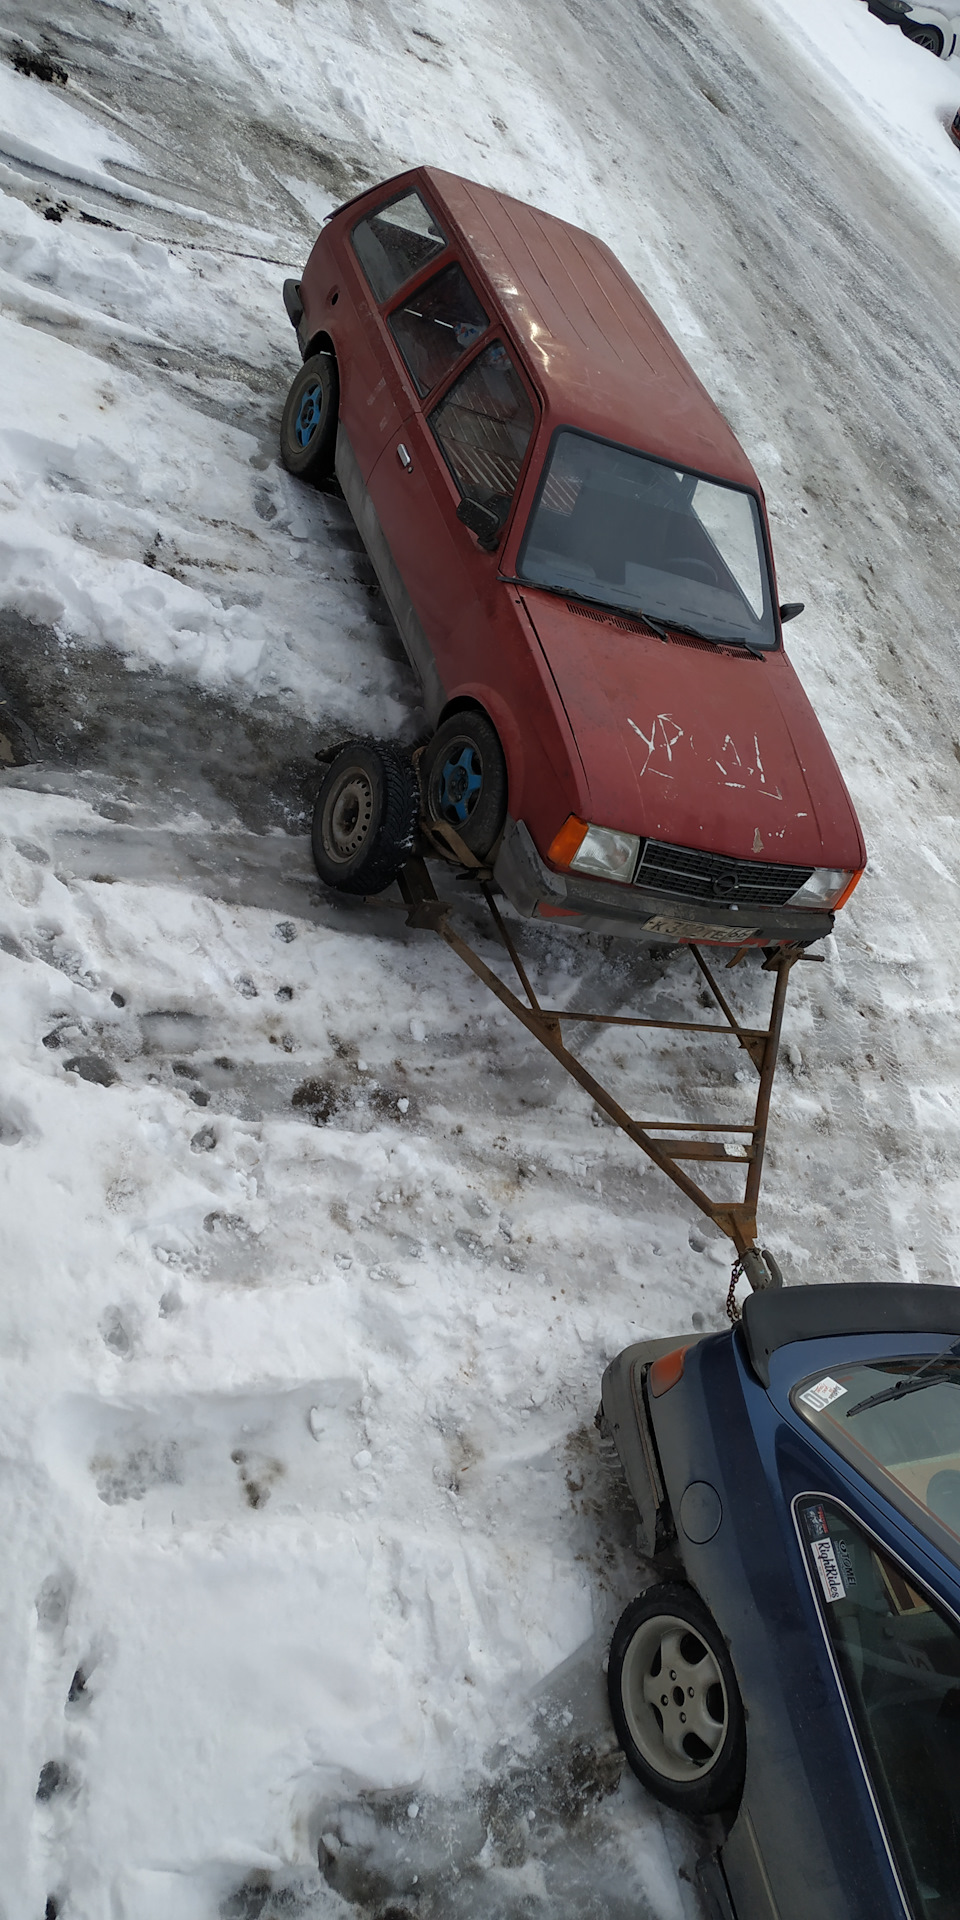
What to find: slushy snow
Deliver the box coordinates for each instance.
[1,0,959,1913]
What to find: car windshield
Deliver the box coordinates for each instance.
[793,1355,960,1557]
[798,1497,960,1920]
[518,430,778,647]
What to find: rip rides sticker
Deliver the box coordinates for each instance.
[801,1503,847,1602]
[811,1536,847,1603]
[799,1375,848,1413]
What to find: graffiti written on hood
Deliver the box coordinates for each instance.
[627,717,783,801]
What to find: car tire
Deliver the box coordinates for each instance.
[901,20,944,53]
[311,741,418,895]
[280,353,339,481]
[420,711,508,860]
[608,1583,746,1815]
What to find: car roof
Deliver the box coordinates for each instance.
[410,166,759,489]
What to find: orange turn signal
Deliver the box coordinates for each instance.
[547,815,589,868]
[648,1345,692,1398]
[834,868,865,912]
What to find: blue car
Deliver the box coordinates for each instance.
[599,1283,960,1919]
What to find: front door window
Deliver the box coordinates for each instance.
[429,341,536,530]
[798,1497,960,1920]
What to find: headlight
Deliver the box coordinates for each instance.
[548,815,641,883]
[786,867,862,911]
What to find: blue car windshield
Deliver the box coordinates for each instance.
[518,430,778,647]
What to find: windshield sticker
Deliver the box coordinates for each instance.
[800,1376,848,1413]
[811,1536,846,1603]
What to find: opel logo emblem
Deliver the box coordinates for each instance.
[711,872,738,900]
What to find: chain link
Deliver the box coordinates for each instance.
[726,1257,744,1323]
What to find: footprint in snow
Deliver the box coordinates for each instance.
[63,1053,118,1087]
[99,1305,135,1357]
[35,1574,72,1639]
[32,1571,97,1918]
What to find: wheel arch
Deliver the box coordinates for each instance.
[437,693,491,725]
[436,691,525,812]
[901,16,946,51]
[301,328,338,365]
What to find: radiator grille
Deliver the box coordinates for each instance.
[636,840,813,907]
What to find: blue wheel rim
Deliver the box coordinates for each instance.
[437,745,483,824]
[295,383,323,448]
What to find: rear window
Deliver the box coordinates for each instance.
[351,191,447,303]
[389,262,488,396]
[429,341,536,508]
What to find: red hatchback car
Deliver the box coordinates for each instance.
[281,168,865,950]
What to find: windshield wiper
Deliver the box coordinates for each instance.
[846,1337,960,1417]
[665,619,768,660]
[510,572,771,656]
[508,580,768,656]
[516,581,673,634]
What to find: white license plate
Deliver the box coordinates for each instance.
[643,914,760,942]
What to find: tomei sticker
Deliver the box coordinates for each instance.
[811,1536,846,1603]
[799,1376,847,1413]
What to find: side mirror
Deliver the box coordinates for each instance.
[456,495,502,552]
[779,602,805,623]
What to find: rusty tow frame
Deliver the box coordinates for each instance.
[395,844,815,1310]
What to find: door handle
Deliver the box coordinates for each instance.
[396,443,412,470]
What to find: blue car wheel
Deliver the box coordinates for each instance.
[609,1583,746,1815]
[421,711,508,861]
[280,352,339,482]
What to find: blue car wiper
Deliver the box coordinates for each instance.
[846,1337,960,1417]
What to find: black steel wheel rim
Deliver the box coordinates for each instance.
[320,767,376,864]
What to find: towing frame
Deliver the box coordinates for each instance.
[396,847,809,1307]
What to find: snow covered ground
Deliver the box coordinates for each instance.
[1,0,959,1913]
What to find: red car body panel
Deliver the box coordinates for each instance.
[517,591,863,868]
[292,166,865,945]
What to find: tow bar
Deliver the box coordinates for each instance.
[396,851,806,1315]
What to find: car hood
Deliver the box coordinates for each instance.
[518,589,864,869]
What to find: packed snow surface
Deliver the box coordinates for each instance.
[0,0,959,1913]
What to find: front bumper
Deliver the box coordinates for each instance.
[492,817,835,949]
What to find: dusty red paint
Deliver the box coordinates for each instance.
[298,166,865,913]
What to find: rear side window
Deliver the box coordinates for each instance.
[430,342,535,509]
[351,192,447,304]
[389,263,488,396]
[798,1497,960,1920]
